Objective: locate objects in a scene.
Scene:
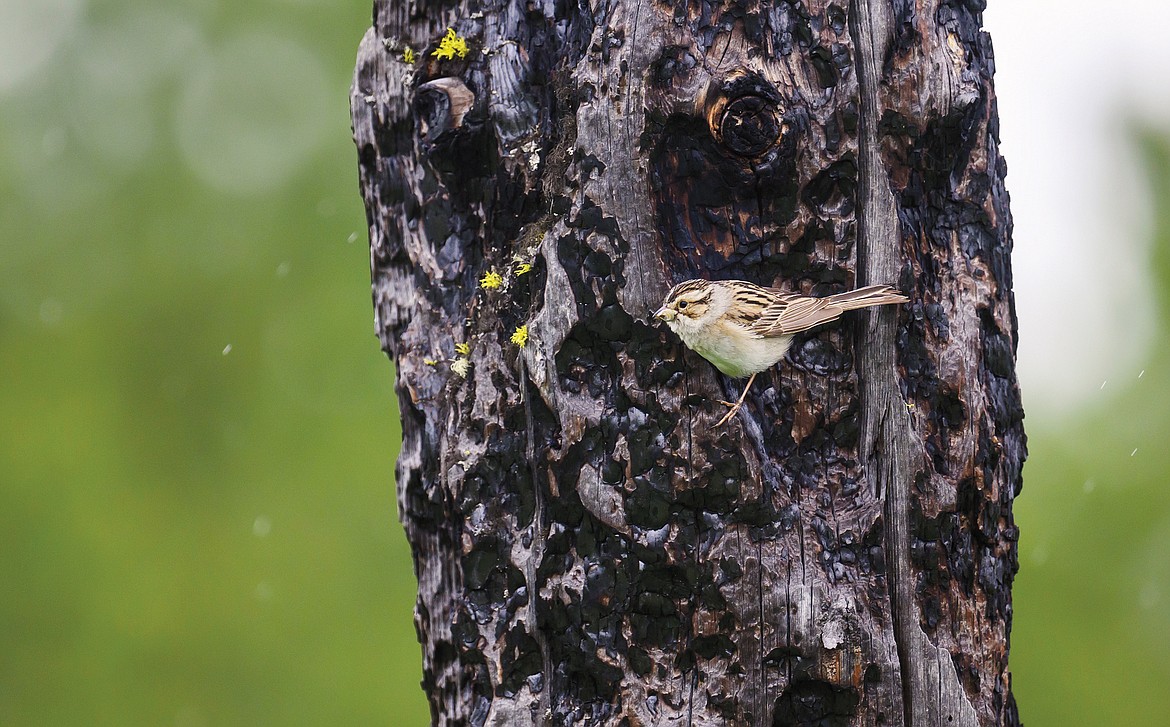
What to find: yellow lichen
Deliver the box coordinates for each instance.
[514,262,533,276]
[432,28,468,61]
[480,270,504,289]
[423,358,438,366]
[402,47,416,64]
[454,342,471,356]
[510,325,529,348]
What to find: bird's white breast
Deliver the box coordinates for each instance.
[677,319,793,378]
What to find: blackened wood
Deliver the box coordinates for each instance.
[351,1,1024,725]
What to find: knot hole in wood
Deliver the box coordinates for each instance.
[706,73,785,158]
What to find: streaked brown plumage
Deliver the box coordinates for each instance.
[654,279,907,425]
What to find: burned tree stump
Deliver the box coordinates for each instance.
[351,1,1024,725]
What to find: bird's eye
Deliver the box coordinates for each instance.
[678,300,689,310]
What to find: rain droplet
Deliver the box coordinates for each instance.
[39,298,63,325]
[1139,581,1160,611]
[1139,370,1146,379]
[1099,380,1107,390]
[1130,448,1138,457]
[42,127,66,158]
[254,581,273,601]
[1083,479,1094,494]
[347,231,359,244]
[252,515,272,537]
[1032,543,1049,566]
[276,261,290,277]
[222,344,232,355]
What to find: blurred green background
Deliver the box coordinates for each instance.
[0,1,1168,725]
[0,0,427,724]
[1008,130,1170,726]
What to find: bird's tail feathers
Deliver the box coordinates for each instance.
[826,285,908,311]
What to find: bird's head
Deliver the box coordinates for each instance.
[654,279,720,336]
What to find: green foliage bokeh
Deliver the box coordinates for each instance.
[0,1,426,724]
[1007,130,1170,726]
[1,2,1169,725]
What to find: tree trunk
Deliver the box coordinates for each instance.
[350,0,1025,725]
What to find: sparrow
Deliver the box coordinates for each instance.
[654,279,907,425]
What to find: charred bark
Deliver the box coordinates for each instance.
[350,1,1024,725]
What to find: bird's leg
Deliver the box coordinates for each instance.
[715,373,756,427]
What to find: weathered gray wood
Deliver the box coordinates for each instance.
[351,1,1024,725]
[863,1,1023,723]
[852,0,999,724]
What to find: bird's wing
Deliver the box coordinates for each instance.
[721,283,776,337]
[750,293,845,336]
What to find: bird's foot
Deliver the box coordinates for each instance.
[714,400,744,427]
[714,373,757,426]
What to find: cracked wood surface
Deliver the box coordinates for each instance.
[351,1,1023,725]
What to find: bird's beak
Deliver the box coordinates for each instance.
[654,307,676,322]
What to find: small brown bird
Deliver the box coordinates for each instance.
[654,279,907,425]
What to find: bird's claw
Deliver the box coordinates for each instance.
[714,401,743,427]
[713,372,756,426]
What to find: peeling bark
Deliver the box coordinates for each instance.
[350,0,1024,725]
